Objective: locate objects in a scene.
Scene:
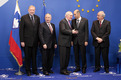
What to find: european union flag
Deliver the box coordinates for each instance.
[41,0,47,23]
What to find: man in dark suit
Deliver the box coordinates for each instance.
[19,5,40,76]
[72,9,89,73]
[91,11,111,73]
[58,11,78,75]
[39,13,57,75]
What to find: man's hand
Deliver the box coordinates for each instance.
[72,29,78,34]
[43,44,47,49]
[54,44,57,48]
[98,38,103,43]
[96,37,103,43]
[85,42,88,46]
[21,42,25,47]
[71,41,73,46]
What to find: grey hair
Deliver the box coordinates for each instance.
[45,13,52,18]
[29,5,35,9]
[65,11,73,17]
[99,11,105,17]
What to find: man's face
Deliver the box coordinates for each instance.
[67,14,73,21]
[45,14,51,23]
[28,6,35,16]
[74,11,79,19]
[97,12,103,21]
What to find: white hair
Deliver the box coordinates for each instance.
[45,13,52,18]
[29,5,35,9]
[98,11,106,17]
[65,11,73,17]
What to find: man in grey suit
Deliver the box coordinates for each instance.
[39,13,57,75]
[58,11,78,75]
[72,9,89,73]
[91,11,111,73]
[19,5,40,76]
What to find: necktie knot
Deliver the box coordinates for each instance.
[76,19,79,22]
[31,15,35,24]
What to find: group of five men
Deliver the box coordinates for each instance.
[19,5,111,76]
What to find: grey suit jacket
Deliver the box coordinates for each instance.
[58,18,72,47]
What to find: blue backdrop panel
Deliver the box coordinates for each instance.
[0,0,121,69]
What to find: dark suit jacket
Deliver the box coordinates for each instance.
[19,14,40,47]
[72,17,89,45]
[58,18,72,47]
[91,19,111,47]
[39,22,57,49]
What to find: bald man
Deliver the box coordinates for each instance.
[72,9,89,73]
[58,11,78,75]
[39,13,57,75]
[91,11,111,73]
[19,5,40,76]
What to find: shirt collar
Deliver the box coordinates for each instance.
[99,19,104,24]
[65,18,69,22]
[76,16,82,22]
[46,23,51,26]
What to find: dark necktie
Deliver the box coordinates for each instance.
[31,15,35,24]
[76,19,79,28]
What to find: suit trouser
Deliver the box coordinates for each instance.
[59,46,70,72]
[24,46,37,73]
[73,44,87,69]
[41,47,54,72]
[95,46,109,69]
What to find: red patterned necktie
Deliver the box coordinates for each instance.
[48,23,53,33]
[68,20,72,29]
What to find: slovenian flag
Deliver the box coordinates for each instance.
[9,0,23,67]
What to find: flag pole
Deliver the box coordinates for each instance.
[43,0,46,7]
[14,0,24,75]
[15,66,24,75]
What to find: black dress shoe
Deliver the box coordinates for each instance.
[73,68,80,72]
[48,70,54,73]
[27,72,31,76]
[82,68,86,73]
[93,68,100,72]
[33,71,39,75]
[105,68,109,73]
[60,71,70,75]
[43,71,50,75]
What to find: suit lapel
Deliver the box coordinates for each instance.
[45,22,52,33]
[27,14,34,25]
[100,19,105,29]
[96,20,100,29]
[64,18,72,29]
[74,19,77,29]
[78,17,84,29]
[33,15,36,24]
[76,17,84,29]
